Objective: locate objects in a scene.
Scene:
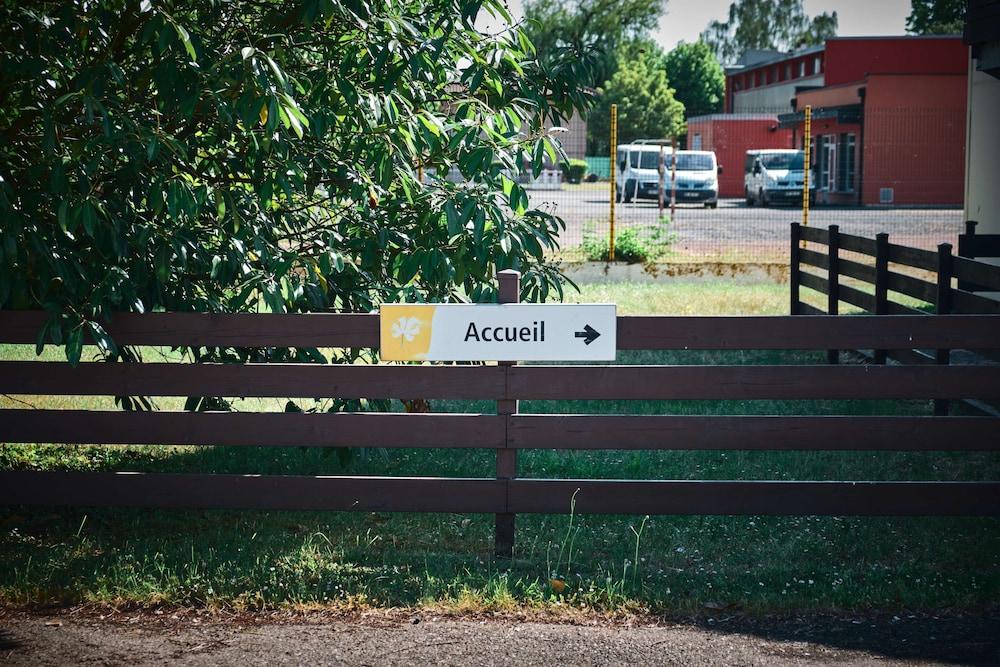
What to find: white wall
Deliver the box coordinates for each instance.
[964,64,1000,236]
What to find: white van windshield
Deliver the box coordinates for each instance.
[671,154,715,171]
[630,151,662,169]
[761,152,804,170]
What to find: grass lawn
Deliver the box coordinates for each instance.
[2,281,998,614]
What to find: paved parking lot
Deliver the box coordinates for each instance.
[531,186,965,262]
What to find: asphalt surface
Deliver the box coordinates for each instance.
[532,187,964,261]
[3,611,999,666]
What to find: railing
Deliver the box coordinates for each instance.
[3,272,1000,557]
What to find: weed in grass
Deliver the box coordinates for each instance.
[581,220,675,264]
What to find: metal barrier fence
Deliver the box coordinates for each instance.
[537,106,967,264]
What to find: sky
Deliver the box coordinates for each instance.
[488,0,913,52]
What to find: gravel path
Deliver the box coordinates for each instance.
[533,188,964,261]
[2,611,998,666]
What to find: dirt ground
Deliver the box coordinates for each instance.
[534,187,964,260]
[2,609,998,666]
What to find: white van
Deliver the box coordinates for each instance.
[615,143,666,204]
[666,150,720,208]
[744,149,816,207]
[616,144,720,207]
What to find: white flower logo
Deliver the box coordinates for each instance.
[391,316,422,342]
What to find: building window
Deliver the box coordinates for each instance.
[814,56,822,74]
[837,133,856,192]
[785,63,792,80]
[773,66,778,82]
[692,133,702,150]
[799,61,806,77]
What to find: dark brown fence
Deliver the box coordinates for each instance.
[3,271,1000,557]
[790,222,1000,415]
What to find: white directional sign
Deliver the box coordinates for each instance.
[379,304,616,361]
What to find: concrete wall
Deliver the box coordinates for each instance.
[550,112,587,161]
[964,64,1000,234]
[733,76,823,113]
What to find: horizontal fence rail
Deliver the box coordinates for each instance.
[506,415,1000,451]
[3,289,1000,556]
[506,480,1000,516]
[3,311,999,351]
[506,365,1000,400]
[4,411,999,452]
[0,362,507,399]
[3,362,999,401]
[0,471,507,513]
[0,472,997,517]
[0,410,506,449]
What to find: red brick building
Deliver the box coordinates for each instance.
[692,36,968,205]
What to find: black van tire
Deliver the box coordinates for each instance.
[745,187,754,206]
[759,188,769,207]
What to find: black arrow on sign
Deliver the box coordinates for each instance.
[575,324,601,346]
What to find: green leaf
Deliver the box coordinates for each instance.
[172,21,197,61]
[66,326,83,366]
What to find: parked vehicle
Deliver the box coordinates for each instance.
[666,150,720,208]
[744,149,816,207]
[615,143,666,203]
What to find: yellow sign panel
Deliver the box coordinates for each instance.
[379,304,437,361]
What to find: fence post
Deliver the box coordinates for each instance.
[826,225,840,364]
[934,244,953,416]
[874,232,890,364]
[958,220,977,291]
[789,223,801,315]
[495,269,519,559]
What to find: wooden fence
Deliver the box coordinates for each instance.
[790,222,1000,414]
[2,269,1000,557]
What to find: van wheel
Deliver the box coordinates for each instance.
[615,187,622,203]
[759,189,769,207]
[623,191,633,204]
[706,201,718,209]
[745,188,754,206]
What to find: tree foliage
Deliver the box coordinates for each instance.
[523,0,666,89]
[664,41,725,119]
[589,41,685,155]
[906,0,966,35]
[701,0,838,64]
[0,0,594,364]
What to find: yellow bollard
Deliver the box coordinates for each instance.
[802,105,812,230]
[609,104,617,262]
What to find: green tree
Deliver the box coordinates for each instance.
[0,0,594,364]
[664,41,725,119]
[701,0,838,64]
[590,41,686,155]
[906,0,967,35]
[523,0,666,88]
